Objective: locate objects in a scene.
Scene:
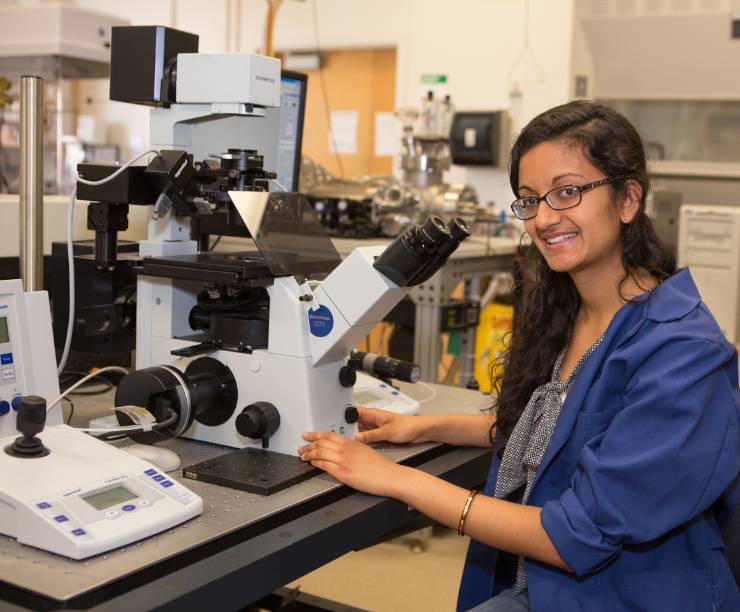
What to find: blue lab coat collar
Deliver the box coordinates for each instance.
[528,267,701,494]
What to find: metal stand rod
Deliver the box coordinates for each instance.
[19,75,44,291]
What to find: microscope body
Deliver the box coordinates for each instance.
[135,245,403,454]
[79,26,470,458]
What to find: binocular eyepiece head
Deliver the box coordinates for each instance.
[373,216,472,287]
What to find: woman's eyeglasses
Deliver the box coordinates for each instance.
[510,177,620,221]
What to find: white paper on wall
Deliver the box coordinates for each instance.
[374,112,400,157]
[329,110,358,154]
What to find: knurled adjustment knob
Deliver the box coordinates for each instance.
[344,405,359,424]
[236,402,280,439]
[338,365,357,388]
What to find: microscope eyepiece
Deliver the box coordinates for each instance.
[419,216,451,245]
[449,217,471,243]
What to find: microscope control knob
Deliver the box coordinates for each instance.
[344,405,359,425]
[236,402,280,439]
[338,366,357,388]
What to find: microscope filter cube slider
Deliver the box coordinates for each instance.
[176,53,281,108]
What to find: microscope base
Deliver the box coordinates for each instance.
[182,447,319,495]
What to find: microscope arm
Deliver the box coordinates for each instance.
[307,216,471,367]
[307,246,405,367]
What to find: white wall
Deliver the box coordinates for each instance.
[70,0,578,208]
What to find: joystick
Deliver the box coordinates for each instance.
[4,395,50,458]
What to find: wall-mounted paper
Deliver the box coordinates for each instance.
[329,110,358,154]
[374,112,400,157]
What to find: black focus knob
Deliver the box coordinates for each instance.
[338,365,357,388]
[344,405,359,424]
[236,402,280,439]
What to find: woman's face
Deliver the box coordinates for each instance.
[517,140,636,276]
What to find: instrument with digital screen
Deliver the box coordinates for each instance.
[0,424,202,559]
[352,372,420,416]
[0,279,62,438]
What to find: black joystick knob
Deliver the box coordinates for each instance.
[236,402,281,440]
[4,395,50,458]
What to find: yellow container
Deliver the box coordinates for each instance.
[474,302,514,392]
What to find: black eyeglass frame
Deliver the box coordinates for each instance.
[510,177,621,221]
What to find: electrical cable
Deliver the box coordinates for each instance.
[47,365,130,413]
[310,0,345,178]
[84,408,178,441]
[62,397,74,425]
[269,177,288,192]
[60,369,116,394]
[57,149,160,375]
[416,381,438,404]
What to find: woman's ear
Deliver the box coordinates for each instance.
[619,179,642,224]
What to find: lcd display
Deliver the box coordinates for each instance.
[0,317,9,344]
[81,485,137,511]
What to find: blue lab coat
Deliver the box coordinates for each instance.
[457,268,740,611]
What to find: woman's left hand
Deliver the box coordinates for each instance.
[299,431,404,498]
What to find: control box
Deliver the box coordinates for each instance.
[0,280,61,438]
[0,425,202,559]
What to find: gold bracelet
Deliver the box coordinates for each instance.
[457,489,479,536]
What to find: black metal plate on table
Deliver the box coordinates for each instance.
[182,447,320,495]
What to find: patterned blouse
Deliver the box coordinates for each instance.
[494,334,605,592]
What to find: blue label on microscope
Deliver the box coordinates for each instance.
[308,305,334,337]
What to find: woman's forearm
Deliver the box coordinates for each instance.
[390,465,570,572]
[419,412,494,447]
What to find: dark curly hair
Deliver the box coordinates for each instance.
[490,100,676,453]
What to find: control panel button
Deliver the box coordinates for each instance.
[36,501,51,510]
[144,468,157,476]
[2,368,14,380]
[11,396,21,411]
[161,480,174,488]
[54,515,69,523]
[0,353,12,365]
[105,510,119,519]
[152,474,165,482]
[71,528,86,537]
[137,499,151,507]
[121,504,136,512]
[0,401,9,415]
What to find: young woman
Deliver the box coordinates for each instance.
[300,101,740,611]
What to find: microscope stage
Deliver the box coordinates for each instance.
[182,447,319,495]
[141,251,274,286]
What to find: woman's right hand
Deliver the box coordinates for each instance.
[354,407,430,445]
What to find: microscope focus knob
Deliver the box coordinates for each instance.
[344,405,359,424]
[236,402,280,439]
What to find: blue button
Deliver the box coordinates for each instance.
[121,504,136,512]
[380,384,387,388]
[72,528,86,537]
[391,391,400,396]
[0,401,9,415]
[144,468,157,476]
[36,501,51,510]
[54,515,68,523]
[152,474,165,482]
[11,396,21,411]
[1,353,12,365]
[161,480,173,488]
